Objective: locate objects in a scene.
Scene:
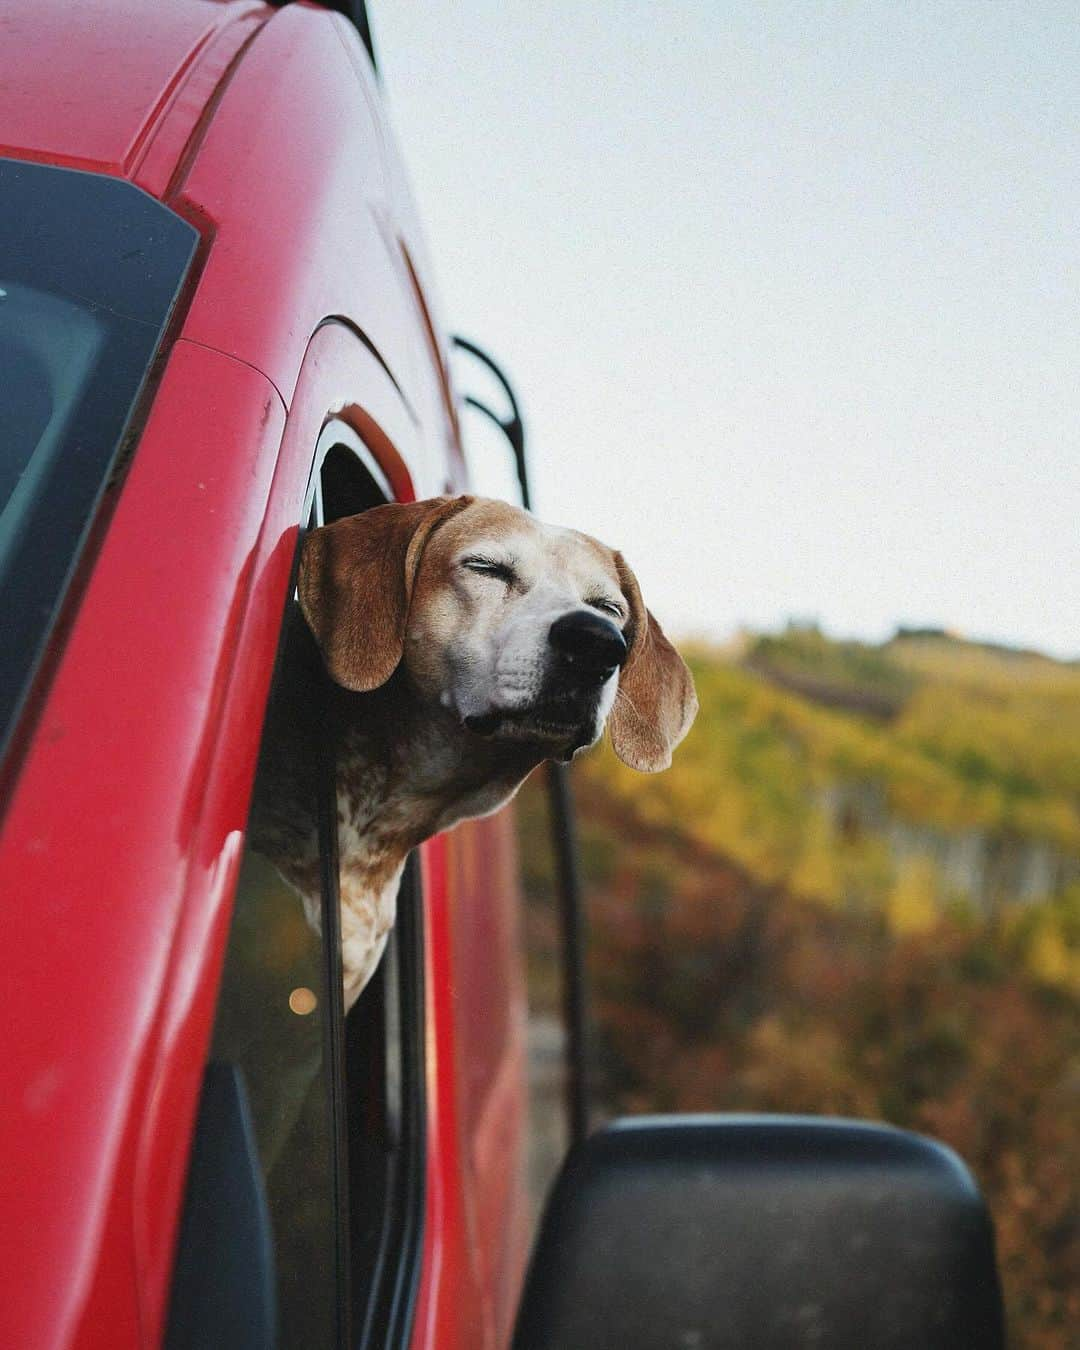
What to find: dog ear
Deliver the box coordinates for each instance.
[298,495,472,692]
[607,552,698,772]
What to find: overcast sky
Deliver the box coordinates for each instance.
[371,2,1079,659]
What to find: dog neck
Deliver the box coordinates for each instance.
[332,670,543,862]
[327,670,544,1005]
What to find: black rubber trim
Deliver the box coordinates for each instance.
[269,1,377,70]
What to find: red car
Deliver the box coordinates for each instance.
[0,1,531,1346]
[0,3,1008,1348]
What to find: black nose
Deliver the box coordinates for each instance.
[548,610,627,680]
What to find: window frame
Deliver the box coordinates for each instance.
[310,418,427,1349]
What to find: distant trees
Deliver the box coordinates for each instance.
[587,632,1080,929]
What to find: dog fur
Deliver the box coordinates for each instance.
[250,494,696,1007]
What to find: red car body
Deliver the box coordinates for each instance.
[0,3,530,1347]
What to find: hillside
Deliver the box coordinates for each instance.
[516,626,1080,1348]
[587,625,1080,963]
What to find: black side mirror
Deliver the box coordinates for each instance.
[513,1115,1004,1350]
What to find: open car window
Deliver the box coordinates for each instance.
[167,424,426,1350]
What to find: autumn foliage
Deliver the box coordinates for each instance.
[518,628,1080,1349]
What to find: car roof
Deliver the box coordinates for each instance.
[0,0,267,187]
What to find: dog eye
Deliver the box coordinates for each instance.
[462,556,515,583]
[589,597,625,621]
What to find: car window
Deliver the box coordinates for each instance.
[168,428,425,1350]
[321,434,427,1348]
[185,560,346,1347]
[213,809,341,1346]
[0,158,197,767]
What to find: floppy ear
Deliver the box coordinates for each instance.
[607,552,698,772]
[298,495,472,692]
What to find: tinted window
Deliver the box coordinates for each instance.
[214,609,344,1348]
[0,159,197,766]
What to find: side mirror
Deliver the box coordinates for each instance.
[513,1115,1004,1350]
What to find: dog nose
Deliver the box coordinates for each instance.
[548,610,627,680]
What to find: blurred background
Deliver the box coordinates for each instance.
[372,6,1079,1346]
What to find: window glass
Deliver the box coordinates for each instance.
[0,158,197,764]
[0,283,105,552]
[210,607,341,1348]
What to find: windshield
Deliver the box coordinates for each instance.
[0,159,198,769]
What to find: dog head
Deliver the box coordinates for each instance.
[298,495,696,771]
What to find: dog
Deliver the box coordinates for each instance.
[250,494,697,1008]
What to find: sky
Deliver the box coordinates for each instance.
[370,2,1079,659]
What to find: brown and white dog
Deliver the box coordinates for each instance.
[251,494,697,1007]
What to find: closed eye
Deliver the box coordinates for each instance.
[461,556,516,584]
[588,596,625,621]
